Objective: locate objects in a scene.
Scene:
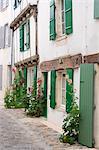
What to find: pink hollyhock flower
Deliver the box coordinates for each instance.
[12,67,16,73]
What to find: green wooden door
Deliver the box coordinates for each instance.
[43,72,48,118]
[79,64,94,148]
[50,70,56,109]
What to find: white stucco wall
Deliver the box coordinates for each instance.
[11,0,37,22]
[14,15,36,64]
[38,0,99,63]
[0,1,12,103]
[47,69,80,129]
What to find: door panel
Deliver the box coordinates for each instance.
[79,64,94,147]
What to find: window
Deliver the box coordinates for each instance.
[56,69,73,112]
[61,0,65,35]
[0,0,8,11]
[50,0,73,40]
[19,20,30,52]
[24,23,27,51]
[62,73,66,105]
[14,0,22,9]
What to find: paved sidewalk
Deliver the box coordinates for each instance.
[0,106,97,150]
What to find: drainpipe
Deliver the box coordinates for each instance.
[33,0,39,94]
[11,28,14,84]
[35,1,39,56]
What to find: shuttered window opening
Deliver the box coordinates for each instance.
[50,70,56,109]
[14,0,22,9]
[66,68,73,113]
[94,0,99,19]
[19,19,30,52]
[50,0,73,40]
[50,0,56,40]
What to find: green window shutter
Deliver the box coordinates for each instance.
[94,0,99,19]
[79,64,94,147]
[33,66,37,95]
[43,72,48,99]
[24,67,27,87]
[26,20,30,49]
[50,0,56,40]
[19,25,24,52]
[43,72,48,117]
[65,0,73,35]
[66,68,73,113]
[50,70,56,109]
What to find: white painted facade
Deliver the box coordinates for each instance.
[11,0,37,64]
[2,0,99,147]
[37,0,99,147]
[14,16,36,64]
[38,0,99,63]
[0,0,12,103]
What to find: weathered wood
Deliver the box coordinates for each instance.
[40,54,82,72]
[15,55,39,68]
[84,53,99,63]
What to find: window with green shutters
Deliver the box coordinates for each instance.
[50,70,56,109]
[50,0,56,40]
[19,19,30,52]
[66,68,73,113]
[50,0,73,40]
[94,0,99,19]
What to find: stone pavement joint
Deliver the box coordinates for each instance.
[0,106,97,150]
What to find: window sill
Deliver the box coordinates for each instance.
[56,35,67,42]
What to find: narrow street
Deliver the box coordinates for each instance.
[0,105,96,150]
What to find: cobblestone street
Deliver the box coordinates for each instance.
[0,105,96,150]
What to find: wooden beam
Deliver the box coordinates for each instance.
[84,53,99,63]
[15,55,39,68]
[10,4,37,31]
[40,54,82,72]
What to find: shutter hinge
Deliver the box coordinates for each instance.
[94,70,97,75]
[93,105,96,110]
[92,138,95,147]
[80,80,84,83]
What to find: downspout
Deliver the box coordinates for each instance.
[35,1,39,55]
[11,28,14,84]
[33,0,39,94]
